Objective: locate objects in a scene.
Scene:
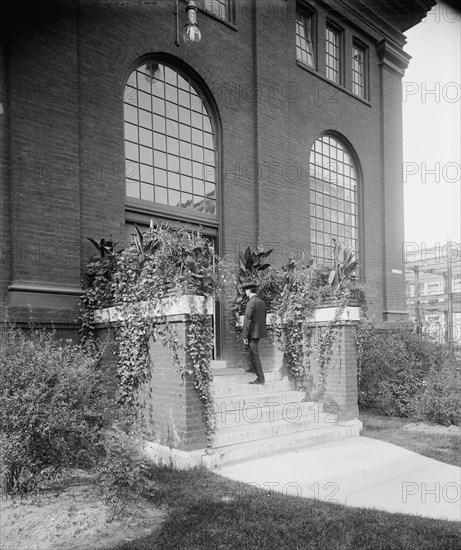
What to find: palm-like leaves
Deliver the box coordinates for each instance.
[86,237,119,258]
[328,240,360,291]
[237,247,273,287]
[231,246,274,317]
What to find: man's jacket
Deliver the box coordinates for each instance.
[243,295,268,340]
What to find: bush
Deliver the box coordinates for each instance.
[97,425,158,519]
[418,360,461,426]
[357,322,460,425]
[0,327,111,495]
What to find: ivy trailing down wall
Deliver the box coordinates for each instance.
[80,222,227,448]
[81,227,364,447]
[231,240,365,399]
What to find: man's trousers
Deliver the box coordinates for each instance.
[247,338,265,383]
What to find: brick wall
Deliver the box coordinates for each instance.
[140,317,208,451]
[305,321,360,422]
[379,44,408,319]
[0,41,10,317]
[2,0,414,349]
[93,315,209,452]
[8,4,81,289]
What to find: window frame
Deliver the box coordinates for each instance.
[123,55,222,230]
[325,21,344,86]
[198,0,236,25]
[352,39,368,100]
[296,3,317,70]
[308,133,360,264]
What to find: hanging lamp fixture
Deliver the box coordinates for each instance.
[176,0,201,46]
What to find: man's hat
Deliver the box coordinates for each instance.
[241,281,259,290]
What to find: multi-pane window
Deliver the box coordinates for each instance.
[124,63,217,216]
[200,0,234,24]
[309,135,359,263]
[296,9,315,68]
[352,42,366,98]
[424,280,444,296]
[325,25,341,84]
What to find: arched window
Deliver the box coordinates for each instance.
[124,61,218,223]
[309,134,359,262]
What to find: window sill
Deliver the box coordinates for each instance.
[296,60,372,107]
[125,197,219,227]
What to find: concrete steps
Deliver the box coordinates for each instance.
[143,367,362,470]
[206,422,361,468]
[214,412,338,447]
[212,368,281,385]
[214,400,331,427]
[206,366,362,467]
[213,390,307,409]
[213,378,293,397]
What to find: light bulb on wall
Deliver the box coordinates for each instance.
[183,1,201,45]
[183,22,201,45]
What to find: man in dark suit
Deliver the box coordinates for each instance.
[241,281,267,385]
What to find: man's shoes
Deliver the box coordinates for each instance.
[249,379,265,385]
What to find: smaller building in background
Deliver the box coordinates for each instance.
[405,243,461,348]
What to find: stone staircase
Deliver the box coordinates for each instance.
[206,367,362,468]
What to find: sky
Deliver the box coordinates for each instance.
[402,1,461,248]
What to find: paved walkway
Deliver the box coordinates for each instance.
[217,436,461,522]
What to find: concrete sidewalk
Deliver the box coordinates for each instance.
[216,436,461,522]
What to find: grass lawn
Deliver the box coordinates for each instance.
[109,415,461,550]
[359,410,461,467]
[110,466,460,550]
[3,414,459,550]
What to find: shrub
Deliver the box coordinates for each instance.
[357,322,460,425]
[417,359,461,426]
[0,327,111,495]
[97,424,158,519]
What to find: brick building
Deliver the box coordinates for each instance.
[1,0,435,357]
[405,242,461,347]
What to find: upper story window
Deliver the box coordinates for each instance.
[309,135,359,263]
[200,0,235,24]
[352,41,367,99]
[296,14,371,103]
[124,62,217,218]
[296,5,315,68]
[424,280,444,296]
[325,24,342,84]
